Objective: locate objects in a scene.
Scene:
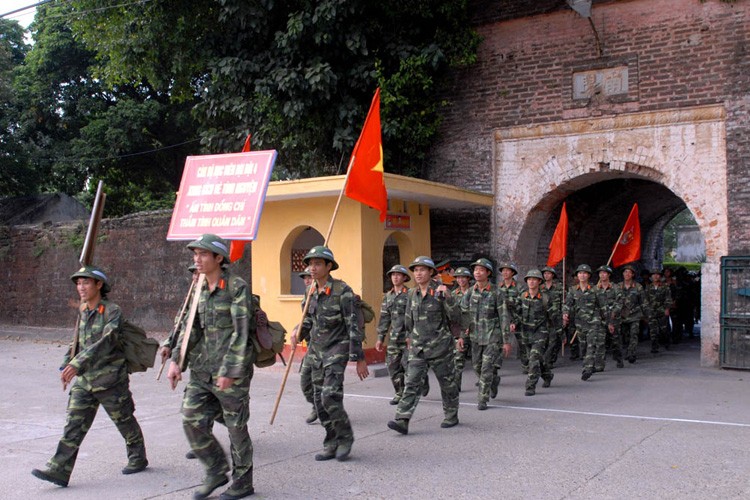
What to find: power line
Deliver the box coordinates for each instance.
[0,1,52,19]
[37,138,201,163]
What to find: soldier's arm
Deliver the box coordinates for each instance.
[376,294,391,343]
[341,286,365,361]
[218,277,251,379]
[68,304,122,375]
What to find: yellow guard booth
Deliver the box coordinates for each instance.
[251,173,492,364]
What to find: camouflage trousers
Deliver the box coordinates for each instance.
[311,358,354,451]
[471,342,501,404]
[582,327,606,373]
[396,350,459,422]
[386,341,407,397]
[608,325,624,362]
[514,331,529,370]
[182,370,253,480]
[300,352,314,404]
[621,321,640,358]
[454,336,471,391]
[543,328,563,367]
[47,379,146,481]
[524,339,552,390]
[649,316,669,351]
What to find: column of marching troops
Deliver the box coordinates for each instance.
[30,233,688,499]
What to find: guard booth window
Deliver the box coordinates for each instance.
[289,227,323,295]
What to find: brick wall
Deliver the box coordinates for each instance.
[430,0,750,254]
[0,211,251,332]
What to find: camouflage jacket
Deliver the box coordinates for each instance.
[516,290,555,344]
[563,283,608,332]
[596,282,622,327]
[460,283,507,345]
[299,276,365,365]
[172,270,254,379]
[376,286,410,344]
[63,299,128,392]
[449,287,470,338]
[497,280,519,335]
[404,282,455,359]
[542,281,563,329]
[617,281,649,322]
[645,284,672,319]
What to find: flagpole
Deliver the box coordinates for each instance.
[606,224,628,267]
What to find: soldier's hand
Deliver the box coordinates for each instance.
[502,343,512,358]
[216,377,235,390]
[456,338,465,352]
[436,284,448,296]
[510,323,516,332]
[375,339,384,352]
[167,361,182,390]
[60,365,77,391]
[563,314,570,326]
[355,359,369,380]
[160,346,172,362]
[290,333,298,348]
[608,324,615,334]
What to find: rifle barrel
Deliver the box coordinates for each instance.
[80,180,106,266]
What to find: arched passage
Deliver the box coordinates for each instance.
[493,106,728,366]
[280,225,323,295]
[382,230,415,291]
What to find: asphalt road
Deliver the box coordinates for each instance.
[1,332,748,499]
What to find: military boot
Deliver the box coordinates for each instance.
[336,441,353,461]
[219,468,254,499]
[122,458,148,475]
[305,408,318,424]
[186,450,197,459]
[422,376,430,397]
[387,419,409,435]
[194,474,229,500]
[314,447,337,461]
[31,468,69,487]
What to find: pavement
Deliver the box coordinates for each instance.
[1,328,749,499]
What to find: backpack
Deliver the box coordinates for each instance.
[252,306,287,368]
[119,320,159,373]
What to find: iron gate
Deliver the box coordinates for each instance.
[720,256,750,369]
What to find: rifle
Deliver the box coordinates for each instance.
[69,181,106,365]
[157,278,196,380]
[178,273,206,371]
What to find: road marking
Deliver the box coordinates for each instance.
[345,393,750,428]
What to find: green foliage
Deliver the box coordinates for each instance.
[663,208,698,258]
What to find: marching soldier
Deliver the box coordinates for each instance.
[167,234,255,500]
[596,265,623,369]
[451,267,472,391]
[387,256,459,434]
[32,266,148,488]
[512,269,555,395]
[460,258,510,410]
[617,264,648,363]
[497,262,522,373]
[375,265,412,405]
[541,266,564,368]
[291,246,369,461]
[297,267,319,424]
[563,264,613,381]
[645,268,672,353]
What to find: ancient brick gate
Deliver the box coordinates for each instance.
[493,105,727,366]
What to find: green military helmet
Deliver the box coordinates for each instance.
[454,267,472,278]
[497,261,518,275]
[303,245,339,270]
[187,233,231,262]
[298,266,312,278]
[470,258,494,275]
[541,266,557,277]
[71,265,111,294]
[596,265,613,275]
[575,264,593,275]
[524,269,544,281]
[620,264,637,274]
[386,264,411,282]
[408,255,436,273]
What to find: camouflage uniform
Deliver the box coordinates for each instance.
[617,280,648,362]
[564,282,608,379]
[516,288,555,393]
[450,285,470,390]
[395,281,459,425]
[596,281,622,369]
[45,299,146,484]
[298,276,365,455]
[542,280,564,367]
[376,284,410,401]
[460,283,506,406]
[496,280,519,371]
[173,268,255,489]
[645,281,672,353]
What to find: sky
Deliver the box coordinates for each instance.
[2,0,38,28]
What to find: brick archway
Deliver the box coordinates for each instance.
[492,106,727,366]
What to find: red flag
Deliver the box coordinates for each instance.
[344,88,387,222]
[547,202,568,267]
[611,203,641,267]
[228,134,253,263]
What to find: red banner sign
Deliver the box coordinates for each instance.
[167,151,277,241]
[385,214,411,230]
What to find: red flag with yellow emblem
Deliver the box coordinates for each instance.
[344,88,387,222]
[611,203,641,267]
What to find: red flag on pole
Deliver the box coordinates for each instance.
[611,203,641,267]
[344,88,388,222]
[547,202,568,267]
[229,134,253,263]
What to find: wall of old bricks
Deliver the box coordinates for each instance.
[0,211,251,332]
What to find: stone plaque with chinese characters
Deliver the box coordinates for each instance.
[573,66,628,100]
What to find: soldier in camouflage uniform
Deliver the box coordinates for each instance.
[297,267,319,424]
[32,266,147,488]
[541,266,564,368]
[563,264,613,381]
[596,265,623,370]
[512,269,555,396]
[497,262,523,373]
[291,246,369,461]
[375,265,412,405]
[645,268,673,354]
[167,234,255,500]
[617,264,648,363]
[460,259,511,410]
[451,267,472,391]
[387,256,459,434]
